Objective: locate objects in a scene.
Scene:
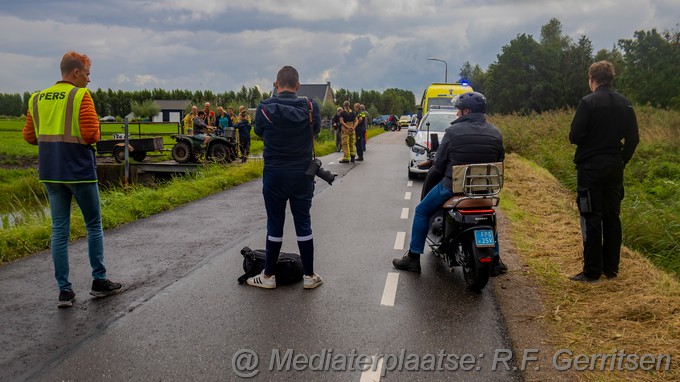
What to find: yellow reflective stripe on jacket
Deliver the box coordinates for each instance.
[29,83,87,144]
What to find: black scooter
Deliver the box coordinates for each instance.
[405,135,503,292]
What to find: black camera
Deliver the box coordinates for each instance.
[305,158,337,185]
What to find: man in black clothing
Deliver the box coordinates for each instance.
[353,102,366,161]
[569,60,639,283]
[332,107,342,152]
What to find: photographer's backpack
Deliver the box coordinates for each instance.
[237,246,304,285]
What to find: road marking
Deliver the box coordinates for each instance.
[360,355,384,382]
[394,232,405,250]
[380,272,399,306]
[400,208,409,219]
[404,192,411,200]
[407,180,413,187]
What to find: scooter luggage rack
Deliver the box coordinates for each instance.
[462,164,502,197]
[444,163,503,209]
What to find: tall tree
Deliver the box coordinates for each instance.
[486,33,541,114]
[130,100,160,121]
[459,62,487,94]
[618,28,680,109]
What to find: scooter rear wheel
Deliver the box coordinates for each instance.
[461,241,492,292]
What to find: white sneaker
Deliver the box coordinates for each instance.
[303,273,323,289]
[246,271,276,289]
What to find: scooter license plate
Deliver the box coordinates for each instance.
[474,230,495,247]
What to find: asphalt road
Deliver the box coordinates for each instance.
[0,131,520,381]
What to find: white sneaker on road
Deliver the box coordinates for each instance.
[303,273,323,289]
[246,271,276,289]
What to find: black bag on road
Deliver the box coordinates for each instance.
[237,246,304,285]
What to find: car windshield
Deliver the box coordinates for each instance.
[427,98,454,110]
[420,113,457,132]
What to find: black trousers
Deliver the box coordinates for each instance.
[355,128,365,159]
[576,156,624,278]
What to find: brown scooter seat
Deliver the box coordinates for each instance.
[443,195,495,209]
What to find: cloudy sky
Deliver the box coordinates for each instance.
[1,0,678,102]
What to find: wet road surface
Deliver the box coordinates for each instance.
[1,131,520,381]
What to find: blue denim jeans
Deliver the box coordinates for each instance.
[409,182,454,254]
[44,182,107,291]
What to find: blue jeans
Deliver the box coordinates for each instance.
[44,182,107,291]
[409,182,454,254]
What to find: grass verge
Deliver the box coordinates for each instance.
[501,153,679,381]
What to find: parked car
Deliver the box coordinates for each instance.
[372,114,389,125]
[398,115,411,128]
[407,107,458,179]
[99,115,116,122]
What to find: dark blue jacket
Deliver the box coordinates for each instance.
[255,92,321,170]
[235,119,252,142]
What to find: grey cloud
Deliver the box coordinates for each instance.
[0,0,678,101]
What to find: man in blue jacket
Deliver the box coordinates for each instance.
[247,66,323,289]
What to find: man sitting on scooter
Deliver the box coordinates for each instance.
[392,91,507,275]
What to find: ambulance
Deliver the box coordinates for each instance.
[419,82,473,113]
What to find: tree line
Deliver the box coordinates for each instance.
[460,18,680,114]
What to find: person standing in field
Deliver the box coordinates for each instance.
[23,51,122,308]
[568,60,639,283]
[183,105,198,135]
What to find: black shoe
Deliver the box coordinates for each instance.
[569,272,600,283]
[357,157,364,161]
[350,156,356,163]
[490,259,508,277]
[603,272,618,279]
[339,159,350,163]
[90,279,123,298]
[392,252,421,273]
[57,290,76,308]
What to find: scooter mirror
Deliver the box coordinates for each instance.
[405,135,416,147]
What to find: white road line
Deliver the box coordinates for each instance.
[400,208,409,219]
[404,192,411,200]
[407,180,413,187]
[380,272,400,306]
[360,356,384,382]
[394,232,405,250]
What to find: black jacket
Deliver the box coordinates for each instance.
[570,85,639,165]
[255,92,321,170]
[433,113,505,192]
